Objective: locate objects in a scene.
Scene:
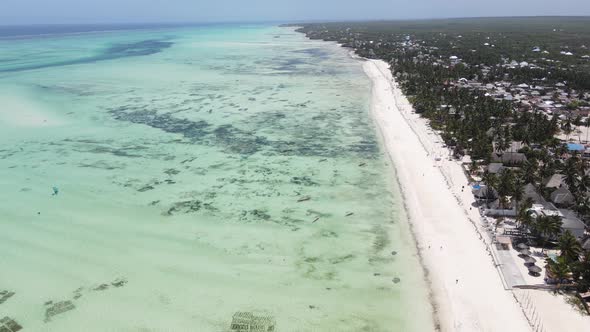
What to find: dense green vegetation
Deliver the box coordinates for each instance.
[291,17,590,292]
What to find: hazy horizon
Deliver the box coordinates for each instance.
[1,15,590,27]
[3,0,590,25]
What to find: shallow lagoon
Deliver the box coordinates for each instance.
[0,25,434,331]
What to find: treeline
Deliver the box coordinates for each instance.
[389,55,558,160]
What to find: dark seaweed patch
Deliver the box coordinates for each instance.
[44,301,75,322]
[137,185,155,192]
[64,138,149,159]
[109,107,267,156]
[93,284,109,291]
[0,39,173,73]
[275,58,306,71]
[290,176,317,186]
[105,40,173,57]
[213,125,265,155]
[328,254,355,264]
[292,48,331,59]
[111,278,128,287]
[371,225,390,253]
[78,160,125,170]
[319,230,338,238]
[114,107,201,134]
[0,316,22,332]
[108,98,379,159]
[0,290,15,305]
[164,200,216,216]
[110,109,210,139]
[240,209,271,222]
[164,168,180,176]
[230,312,275,332]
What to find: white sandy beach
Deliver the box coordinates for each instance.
[363,59,533,332]
[364,59,590,332]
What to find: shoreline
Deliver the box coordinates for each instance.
[362,59,532,331]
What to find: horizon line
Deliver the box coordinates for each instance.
[1,15,590,27]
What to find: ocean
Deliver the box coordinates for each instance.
[0,24,434,331]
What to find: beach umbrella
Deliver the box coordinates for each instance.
[519,249,532,256]
[524,256,537,264]
[516,243,530,250]
[528,265,542,273]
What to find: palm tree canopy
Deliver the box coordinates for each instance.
[558,231,582,263]
[533,215,563,242]
[546,255,571,280]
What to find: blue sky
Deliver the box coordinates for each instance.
[2,0,590,24]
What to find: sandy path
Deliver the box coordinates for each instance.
[363,59,531,332]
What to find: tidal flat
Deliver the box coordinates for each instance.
[0,24,433,331]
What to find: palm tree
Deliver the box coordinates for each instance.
[578,174,590,193]
[585,117,590,143]
[558,231,582,263]
[571,251,590,292]
[516,199,534,230]
[512,181,525,213]
[546,255,572,290]
[482,171,498,190]
[533,215,563,249]
[562,118,573,141]
[521,160,539,184]
[521,131,531,147]
[469,160,478,175]
[575,196,590,219]
[497,170,515,210]
[555,142,569,159]
[563,157,580,191]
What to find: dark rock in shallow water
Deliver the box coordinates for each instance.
[393,277,401,284]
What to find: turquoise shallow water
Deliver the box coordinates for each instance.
[0,25,433,331]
